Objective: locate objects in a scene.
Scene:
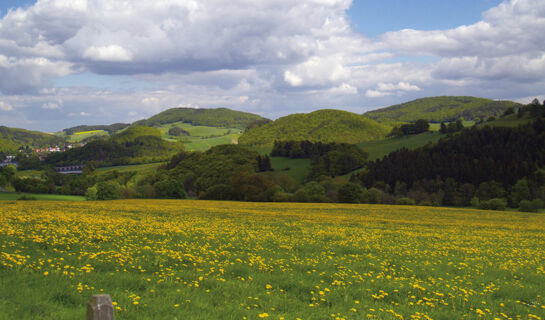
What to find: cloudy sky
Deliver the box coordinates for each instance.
[0,0,544,132]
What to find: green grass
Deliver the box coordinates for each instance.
[270,157,312,184]
[96,163,164,173]
[63,130,109,143]
[357,131,445,161]
[15,170,46,180]
[0,200,544,319]
[428,120,475,131]
[477,113,534,128]
[0,192,84,201]
[157,122,242,152]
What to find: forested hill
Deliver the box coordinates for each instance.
[238,109,391,146]
[355,118,545,189]
[62,123,129,135]
[133,107,268,129]
[45,126,183,166]
[365,96,521,123]
[0,126,66,152]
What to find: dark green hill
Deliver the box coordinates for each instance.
[0,126,66,152]
[365,96,521,123]
[45,126,182,166]
[133,107,268,129]
[238,109,391,146]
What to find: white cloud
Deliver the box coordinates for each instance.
[377,82,421,92]
[365,89,392,98]
[41,102,62,109]
[0,101,13,111]
[141,97,160,106]
[0,0,544,130]
[83,45,133,62]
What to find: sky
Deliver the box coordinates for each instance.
[0,0,544,132]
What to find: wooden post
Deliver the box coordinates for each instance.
[86,294,114,320]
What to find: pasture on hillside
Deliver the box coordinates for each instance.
[158,122,242,151]
[0,200,544,319]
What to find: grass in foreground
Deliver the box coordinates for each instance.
[0,200,544,319]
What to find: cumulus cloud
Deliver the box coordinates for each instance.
[381,0,545,84]
[0,0,544,130]
[0,101,13,111]
[41,101,62,109]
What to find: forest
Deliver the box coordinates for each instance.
[1,99,545,212]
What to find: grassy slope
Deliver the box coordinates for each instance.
[0,126,66,152]
[477,113,535,128]
[158,122,242,152]
[365,96,521,123]
[59,130,109,143]
[270,157,311,184]
[96,162,164,173]
[133,107,267,130]
[1,200,543,319]
[358,131,445,161]
[239,109,391,146]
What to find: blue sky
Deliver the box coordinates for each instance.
[348,0,503,36]
[0,0,543,131]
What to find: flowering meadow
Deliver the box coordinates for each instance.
[1,200,544,319]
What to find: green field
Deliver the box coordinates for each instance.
[428,120,475,131]
[59,130,109,143]
[270,157,312,184]
[155,122,242,152]
[357,132,445,161]
[0,192,84,201]
[96,162,164,174]
[15,170,46,180]
[1,200,544,319]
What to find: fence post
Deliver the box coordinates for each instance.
[86,294,114,320]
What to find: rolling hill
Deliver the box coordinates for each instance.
[238,109,391,146]
[62,123,129,135]
[365,96,521,123]
[45,126,183,166]
[133,107,268,130]
[0,126,66,152]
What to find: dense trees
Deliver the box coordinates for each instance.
[167,126,190,137]
[271,140,368,179]
[356,119,545,189]
[389,119,430,137]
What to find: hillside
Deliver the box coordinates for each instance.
[0,126,66,152]
[133,107,268,130]
[45,126,183,166]
[365,96,521,123]
[62,123,129,135]
[239,109,391,146]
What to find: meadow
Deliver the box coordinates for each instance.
[158,122,242,152]
[0,200,544,319]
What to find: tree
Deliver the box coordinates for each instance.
[168,126,190,136]
[96,181,120,200]
[154,179,187,199]
[439,122,447,134]
[509,178,530,207]
[414,119,430,133]
[338,182,363,203]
